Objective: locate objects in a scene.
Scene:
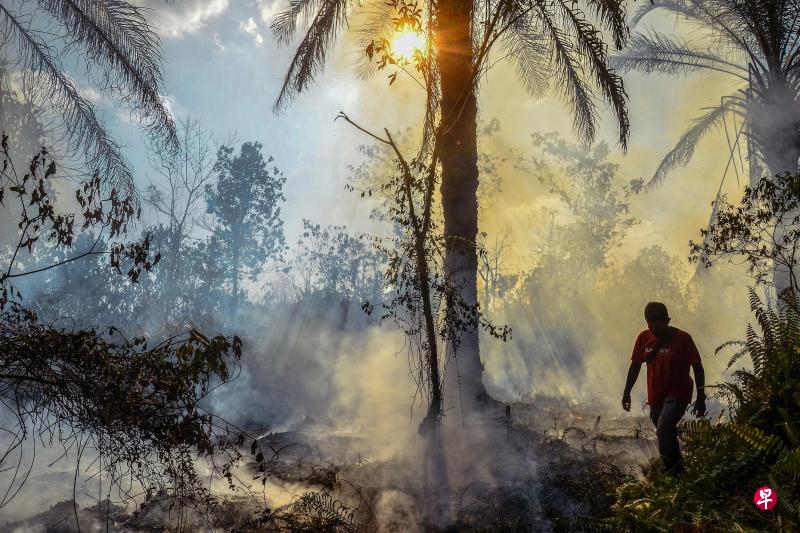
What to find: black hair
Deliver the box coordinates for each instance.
[644,301,669,321]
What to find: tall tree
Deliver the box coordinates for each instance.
[270,0,630,410]
[613,0,800,184]
[205,142,287,302]
[145,117,218,311]
[612,0,800,293]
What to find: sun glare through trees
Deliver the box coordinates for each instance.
[390,25,426,63]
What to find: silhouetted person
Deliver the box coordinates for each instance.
[621,302,706,476]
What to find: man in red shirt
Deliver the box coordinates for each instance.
[621,302,706,476]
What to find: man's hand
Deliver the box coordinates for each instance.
[691,394,706,417]
[622,362,641,413]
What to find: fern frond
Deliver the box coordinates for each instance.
[716,381,745,410]
[770,484,800,517]
[781,300,800,348]
[747,286,762,311]
[715,339,749,369]
[730,423,787,456]
[744,322,763,367]
[281,490,360,531]
[681,418,712,438]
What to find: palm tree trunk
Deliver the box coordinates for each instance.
[750,85,800,299]
[747,80,800,176]
[435,0,488,410]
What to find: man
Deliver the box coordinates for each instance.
[621,302,706,476]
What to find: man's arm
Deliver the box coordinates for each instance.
[691,361,706,416]
[621,361,642,412]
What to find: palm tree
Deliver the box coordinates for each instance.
[272,0,630,410]
[612,0,800,187]
[0,0,176,196]
[271,0,630,412]
[612,0,800,295]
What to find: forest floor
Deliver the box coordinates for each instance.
[3,397,660,532]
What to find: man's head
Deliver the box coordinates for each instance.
[644,301,671,337]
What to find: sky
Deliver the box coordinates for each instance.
[93,0,746,262]
[117,0,398,243]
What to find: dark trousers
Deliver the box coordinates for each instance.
[649,398,689,475]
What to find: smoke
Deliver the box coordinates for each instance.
[471,109,755,417]
[198,297,420,443]
[0,5,778,528]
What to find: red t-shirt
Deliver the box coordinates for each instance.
[630,328,701,407]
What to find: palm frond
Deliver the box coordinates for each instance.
[583,0,628,50]
[351,3,395,80]
[646,98,732,190]
[271,0,324,45]
[500,15,552,98]
[555,0,629,148]
[272,0,351,112]
[0,3,134,196]
[628,0,657,27]
[631,0,724,30]
[531,2,598,146]
[38,0,177,150]
[611,31,748,80]
[717,0,775,58]
[632,0,760,67]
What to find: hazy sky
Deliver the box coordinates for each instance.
[92,0,745,264]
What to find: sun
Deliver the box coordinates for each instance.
[390,26,426,63]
